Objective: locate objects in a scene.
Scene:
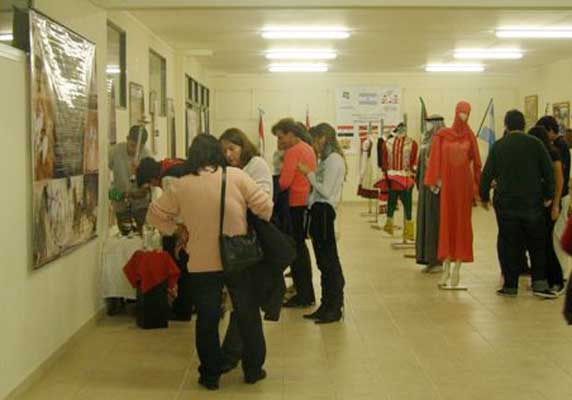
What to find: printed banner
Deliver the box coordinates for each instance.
[336,86,401,154]
[30,10,99,269]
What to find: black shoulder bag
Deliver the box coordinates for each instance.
[219,167,264,276]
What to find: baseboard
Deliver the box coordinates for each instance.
[5,306,107,400]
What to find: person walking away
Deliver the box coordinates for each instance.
[480,110,556,298]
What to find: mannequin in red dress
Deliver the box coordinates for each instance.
[424,101,482,288]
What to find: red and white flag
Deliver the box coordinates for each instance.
[258,109,265,155]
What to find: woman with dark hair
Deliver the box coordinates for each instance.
[529,125,566,294]
[218,128,275,372]
[220,128,273,196]
[147,134,273,390]
[298,123,347,323]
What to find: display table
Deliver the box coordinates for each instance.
[101,234,144,300]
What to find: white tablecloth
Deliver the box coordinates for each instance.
[101,235,143,300]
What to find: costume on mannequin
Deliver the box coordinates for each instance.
[374,129,393,214]
[357,125,380,199]
[380,123,418,240]
[416,115,445,273]
[424,101,482,288]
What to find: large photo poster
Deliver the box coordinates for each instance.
[336,86,402,154]
[30,10,99,269]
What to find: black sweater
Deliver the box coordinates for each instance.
[480,132,555,210]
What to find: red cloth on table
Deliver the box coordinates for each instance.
[123,250,180,294]
[561,217,572,255]
[424,101,482,262]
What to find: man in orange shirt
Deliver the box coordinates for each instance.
[273,118,317,308]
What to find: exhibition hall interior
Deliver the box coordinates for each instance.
[3,0,572,399]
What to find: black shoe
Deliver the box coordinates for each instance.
[303,305,327,320]
[533,289,558,299]
[315,309,343,324]
[497,288,517,297]
[244,369,267,384]
[221,358,239,374]
[198,376,219,391]
[283,296,315,309]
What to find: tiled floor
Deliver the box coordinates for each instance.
[15,204,572,400]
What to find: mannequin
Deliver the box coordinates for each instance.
[424,101,482,288]
[381,123,418,240]
[416,115,445,273]
[357,124,379,199]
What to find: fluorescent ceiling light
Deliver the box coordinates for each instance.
[454,49,523,60]
[106,65,121,74]
[262,27,350,40]
[425,63,485,72]
[0,33,13,42]
[496,28,572,38]
[268,63,328,72]
[265,49,337,60]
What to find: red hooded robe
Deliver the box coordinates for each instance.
[424,101,482,262]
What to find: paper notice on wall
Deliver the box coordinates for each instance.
[336,86,402,154]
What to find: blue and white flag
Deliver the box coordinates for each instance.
[478,100,496,149]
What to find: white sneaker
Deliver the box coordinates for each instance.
[421,265,443,274]
[552,285,566,297]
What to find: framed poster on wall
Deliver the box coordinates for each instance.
[30,9,99,269]
[524,95,538,130]
[553,102,570,133]
[129,82,145,129]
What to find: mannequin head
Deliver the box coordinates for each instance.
[393,122,407,137]
[455,101,471,122]
[423,114,445,144]
[452,101,473,136]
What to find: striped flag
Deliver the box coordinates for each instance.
[477,99,496,150]
[305,105,310,130]
[258,109,265,155]
[419,97,428,134]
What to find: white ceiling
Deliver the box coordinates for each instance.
[130,7,572,74]
[95,0,572,9]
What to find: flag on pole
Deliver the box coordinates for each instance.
[477,99,496,150]
[305,105,311,130]
[258,108,265,155]
[419,97,428,134]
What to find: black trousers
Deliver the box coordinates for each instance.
[289,206,315,303]
[544,208,565,287]
[310,203,345,310]
[188,272,224,379]
[162,236,193,320]
[221,271,266,374]
[496,206,548,290]
[494,203,528,275]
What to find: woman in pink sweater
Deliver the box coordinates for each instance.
[147,134,273,390]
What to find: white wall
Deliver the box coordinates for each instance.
[209,73,520,201]
[0,1,107,397]
[519,57,572,120]
[0,2,206,398]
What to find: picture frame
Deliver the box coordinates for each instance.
[553,101,570,133]
[524,95,538,130]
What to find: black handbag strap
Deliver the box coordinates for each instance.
[219,166,227,237]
